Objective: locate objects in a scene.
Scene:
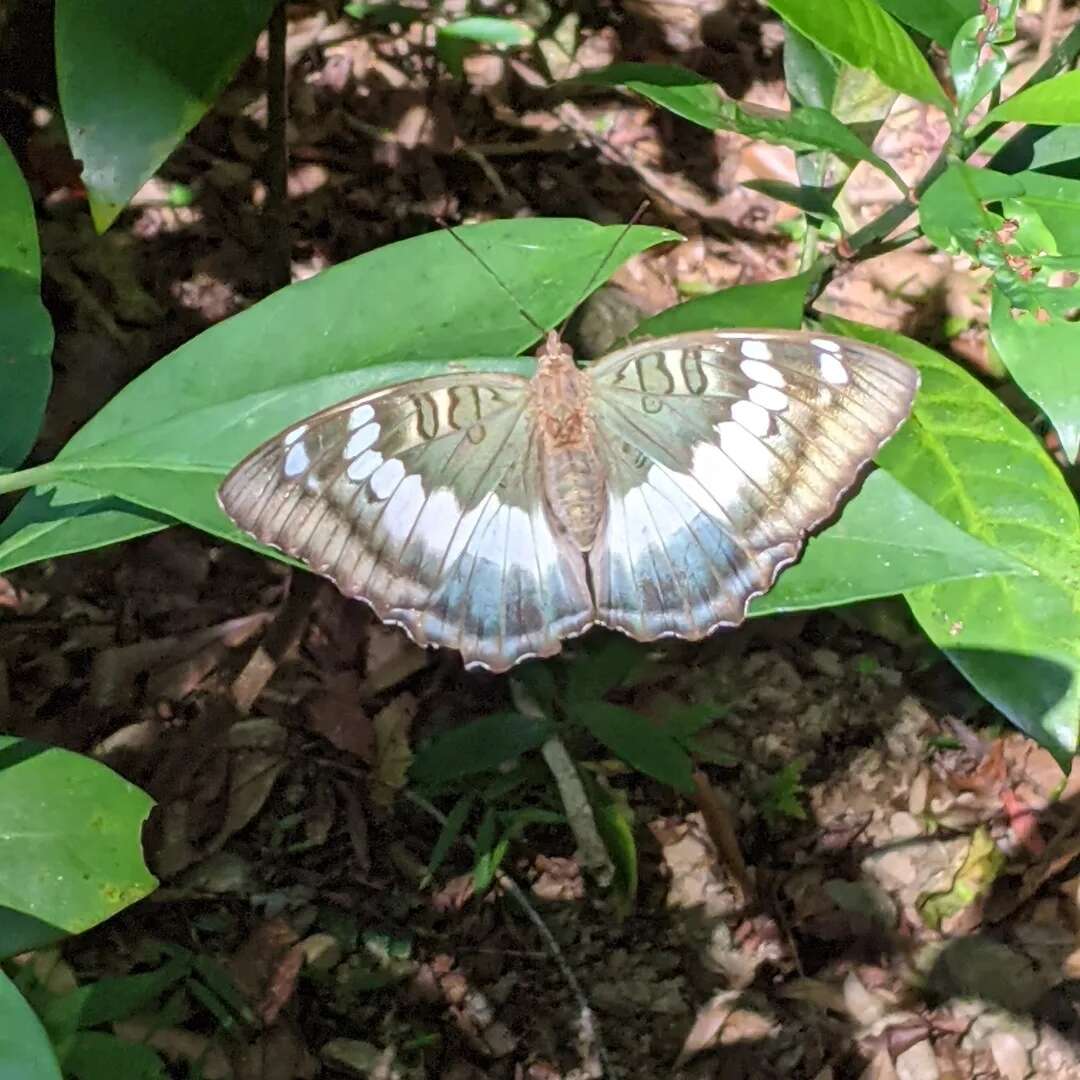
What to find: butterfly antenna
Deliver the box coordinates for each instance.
[556,199,652,338]
[442,220,549,340]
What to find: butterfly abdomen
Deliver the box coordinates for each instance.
[541,437,606,552]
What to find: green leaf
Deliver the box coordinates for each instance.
[581,773,637,915]
[917,164,1075,313]
[0,908,68,959]
[950,14,1008,123]
[0,136,52,470]
[566,635,645,703]
[60,1031,166,1080]
[919,162,1025,254]
[783,24,838,109]
[0,969,62,1080]
[989,291,1080,464]
[344,2,424,28]
[826,318,1080,762]
[758,760,808,826]
[917,826,1004,930]
[437,17,534,77]
[439,15,534,45]
[424,795,474,881]
[576,64,907,191]
[1009,172,1080,252]
[39,959,189,1034]
[574,702,694,793]
[472,806,499,893]
[751,469,1026,615]
[741,180,843,224]
[986,69,1080,126]
[989,124,1080,176]
[0,220,676,572]
[56,0,277,231]
[411,713,554,785]
[0,737,157,934]
[765,0,948,107]
[873,0,979,45]
[632,271,816,338]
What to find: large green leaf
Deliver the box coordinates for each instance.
[919,163,1024,253]
[873,0,979,46]
[752,469,1024,615]
[990,290,1080,463]
[0,220,676,570]
[577,64,906,190]
[632,272,815,337]
[827,319,1080,762]
[765,0,948,107]
[0,136,52,470]
[985,70,1080,126]
[1009,171,1080,252]
[921,166,1080,255]
[989,125,1080,176]
[783,24,839,109]
[0,737,156,936]
[0,970,61,1080]
[56,0,278,231]
[411,712,554,786]
[573,702,694,793]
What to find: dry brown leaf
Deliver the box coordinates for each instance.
[113,1019,232,1079]
[370,693,415,808]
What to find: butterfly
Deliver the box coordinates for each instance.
[218,325,919,672]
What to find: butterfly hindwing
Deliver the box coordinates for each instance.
[586,331,919,640]
[219,372,593,671]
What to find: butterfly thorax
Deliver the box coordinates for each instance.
[531,332,606,552]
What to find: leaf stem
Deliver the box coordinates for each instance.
[0,464,57,496]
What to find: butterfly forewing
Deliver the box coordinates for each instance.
[219,372,593,670]
[586,331,919,641]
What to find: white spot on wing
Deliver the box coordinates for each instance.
[811,337,841,353]
[732,399,771,438]
[740,339,773,361]
[504,506,535,569]
[383,473,425,541]
[347,448,382,483]
[690,441,745,507]
[284,424,307,447]
[740,358,785,388]
[346,422,379,458]
[717,421,773,485]
[622,486,654,554]
[284,441,309,477]
[370,457,406,499]
[446,494,495,568]
[748,384,788,411]
[818,352,850,385]
[348,403,375,430]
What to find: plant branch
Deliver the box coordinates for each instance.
[815,20,1080,301]
[405,790,613,1077]
[265,1,291,292]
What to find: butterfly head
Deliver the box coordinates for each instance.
[535,329,574,372]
